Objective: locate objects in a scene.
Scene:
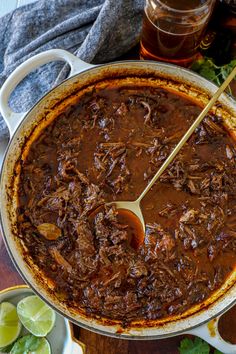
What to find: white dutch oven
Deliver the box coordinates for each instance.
[0,49,236,353]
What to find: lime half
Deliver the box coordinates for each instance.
[0,302,21,348]
[17,295,55,337]
[32,337,51,354]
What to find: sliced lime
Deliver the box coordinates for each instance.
[32,337,51,354]
[17,295,55,337]
[0,302,21,348]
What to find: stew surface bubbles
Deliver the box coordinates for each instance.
[17,85,236,324]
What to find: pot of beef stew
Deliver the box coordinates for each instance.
[0,49,236,352]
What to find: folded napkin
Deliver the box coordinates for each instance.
[0,0,144,139]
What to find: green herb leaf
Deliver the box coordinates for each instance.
[199,65,216,82]
[179,337,210,354]
[214,350,223,354]
[191,57,236,95]
[191,59,205,71]
[10,334,41,354]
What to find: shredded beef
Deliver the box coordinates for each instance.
[17,85,236,325]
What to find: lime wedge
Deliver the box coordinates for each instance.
[17,295,55,337]
[0,302,21,348]
[32,337,51,354]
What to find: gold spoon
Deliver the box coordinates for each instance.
[107,65,236,233]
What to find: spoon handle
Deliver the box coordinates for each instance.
[136,65,236,203]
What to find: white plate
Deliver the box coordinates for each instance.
[0,285,85,354]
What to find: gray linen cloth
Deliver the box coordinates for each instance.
[0,0,144,139]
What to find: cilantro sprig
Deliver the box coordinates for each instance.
[1,334,41,354]
[10,335,41,354]
[191,58,236,94]
[179,337,223,354]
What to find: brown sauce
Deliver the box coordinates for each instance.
[116,209,144,249]
[17,84,236,324]
[218,306,236,344]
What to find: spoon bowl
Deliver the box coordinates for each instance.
[108,200,145,232]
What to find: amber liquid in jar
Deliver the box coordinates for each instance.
[140,0,214,67]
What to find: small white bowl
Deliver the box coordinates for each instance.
[0,285,85,354]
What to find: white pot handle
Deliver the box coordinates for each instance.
[0,49,94,138]
[186,315,236,354]
[64,320,86,354]
[70,340,86,354]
